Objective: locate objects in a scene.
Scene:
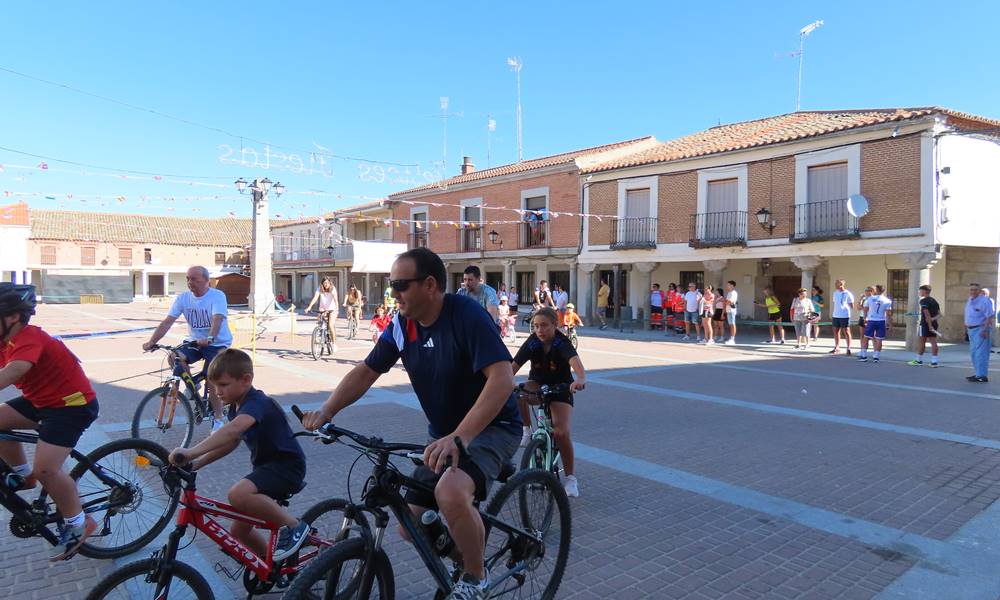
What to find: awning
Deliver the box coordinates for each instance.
[350,241,406,274]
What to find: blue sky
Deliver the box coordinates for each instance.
[1,1,997,218]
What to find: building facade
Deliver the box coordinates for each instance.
[386,138,659,309]
[0,203,31,284]
[573,108,1000,346]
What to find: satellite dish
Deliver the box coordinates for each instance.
[847,194,870,218]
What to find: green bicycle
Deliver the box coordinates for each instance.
[518,383,571,477]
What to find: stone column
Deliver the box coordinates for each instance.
[363,272,371,309]
[635,262,657,328]
[141,271,149,299]
[791,256,823,293]
[703,259,729,291]
[503,260,514,293]
[535,261,549,289]
[612,264,622,325]
[568,259,578,305]
[902,251,940,351]
[578,263,597,321]
[249,184,275,314]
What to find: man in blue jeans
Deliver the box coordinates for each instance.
[965,282,995,383]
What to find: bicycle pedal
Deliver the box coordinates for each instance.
[214,561,243,580]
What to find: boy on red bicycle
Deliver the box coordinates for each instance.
[0,284,100,561]
[168,348,308,561]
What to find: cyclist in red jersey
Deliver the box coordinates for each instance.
[0,284,100,560]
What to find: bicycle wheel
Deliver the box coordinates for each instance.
[70,438,179,559]
[485,469,571,600]
[519,436,560,478]
[570,331,578,349]
[86,557,212,600]
[311,326,326,360]
[282,537,394,600]
[132,384,195,450]
[301,498,372,549]
[348,317,358,340]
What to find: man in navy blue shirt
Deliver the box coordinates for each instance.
[303,248,519,598]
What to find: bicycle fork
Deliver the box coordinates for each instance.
[149,524,186,596]
[156,378,183,430]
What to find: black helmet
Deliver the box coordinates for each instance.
[0,283,36,322]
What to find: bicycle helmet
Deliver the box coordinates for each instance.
[566,303,575,309]
[0,283,36,321]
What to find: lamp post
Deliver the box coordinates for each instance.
[236,177,284,313]
[488,229,503,250]
[755,207,776,234]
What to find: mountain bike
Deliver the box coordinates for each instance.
[311,310,335,360]
[86,457,359,599]
[0,433,177,560]
[282,406,572,600]
[132,341,221,450]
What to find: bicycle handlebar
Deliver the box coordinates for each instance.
[517,382,572,397]
[291,405,427,454]
[148,340,200,353]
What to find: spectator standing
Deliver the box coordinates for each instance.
[508,286,519,319]
[682,283,704,342]
[858,285,892,363]
[650,283,665,329]
[791,288,816,350]
[553,284,569,321]
[724,280,738,345]
[665,283,678,334]
[830,279,854,355]
[965,282,995,382]
[754,286,785,345]
[856,286,874,342]
[596,278,610,330]
[456,265,500,323]
[908,285,940,367]
[810,286,825,341]
[702,286,717,345]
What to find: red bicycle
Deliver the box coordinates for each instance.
[86,462,366,599]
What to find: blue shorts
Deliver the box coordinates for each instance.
[726,311,737,326]
[173,344,225,376]
[684,311,701,324]
[864,320,887,340]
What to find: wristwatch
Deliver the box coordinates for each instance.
[206,336,214,344]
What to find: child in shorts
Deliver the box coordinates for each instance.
[169,348,308,561]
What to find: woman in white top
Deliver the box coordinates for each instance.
[791,287,816,350]
[305,277,339,351]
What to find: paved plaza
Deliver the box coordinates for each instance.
[3,302,1000,599]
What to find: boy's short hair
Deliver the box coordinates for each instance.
[207,348,254,381]
[919,284,932,292]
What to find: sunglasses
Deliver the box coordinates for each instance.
[388,276,428,292]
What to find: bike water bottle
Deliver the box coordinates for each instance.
[420,510,455,557]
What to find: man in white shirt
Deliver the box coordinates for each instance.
[858,284,891,364]
[831,279,855,356]
[553,284,569,319]
[682,282,704,341]
[723,280,739,345]
[143,266,232,432]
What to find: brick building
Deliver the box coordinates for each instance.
[386,137,659,308]
[576,107,1000,346]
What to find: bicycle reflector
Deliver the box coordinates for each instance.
[134,455,151,468]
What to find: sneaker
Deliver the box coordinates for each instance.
[762,340,774,344]
[564,475,579,498]
[968,376,989,383]
[211,420,225,434]
[13,474,37,491]
[599,324,608,331]
[332,344,339,353]
[929,362,939,368]
[449,572,489,600]
[966,375,979,382]
[724,339,735,346]
[705,339,715,345]
[829,349,838,354]
[846,349,852,356]
[519,430,532,448]
[696,338,704,343]
[778,340,786,345]
[50,516,97,561]
[273,520,310,562]
[857,356,868,362]
[795,345,802,350]
[872,357,880,363]
[907,360,923,366]
[681,335,690,341]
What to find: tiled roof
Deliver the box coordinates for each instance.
[389,136,658,197]
[583,108,1000,173]
[0,202,30,226]
[29,209,282,246]
[270,199,390,230]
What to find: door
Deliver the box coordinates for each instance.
[887,269,908,328]
[772,276,800,322]
[549,271,570,300]
[148,274,165,296]
[486,271,503,291]
[704,179,739,241]
[622,188,651,244]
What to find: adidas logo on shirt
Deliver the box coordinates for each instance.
[423,338,435,348]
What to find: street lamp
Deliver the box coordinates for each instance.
[488,229,503,250]
[327,243,336,258]
[755,207,775,233]
[233,177,286,313]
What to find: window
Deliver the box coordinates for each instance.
[215,251,226,265]
[679,271,705,291]
[704,179,739,240]
[144,248,152,264]
[463,204,481,223]
[807,162,848,204]
[460,202,482,251]
[411,211,428,248]
[802,162,851,236]
[625,188,651,219]
[522,196,548,247]
[118,247,133,266]
[81,246,96,266]
[41,246,56,265]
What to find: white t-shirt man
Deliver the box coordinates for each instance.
[168,287,232,346]
[725,290,738,313]
[684,290,703,313]
[650,290,664,308]
[554,289,569,311]
[866,294,892,322]
[832,289,855,319]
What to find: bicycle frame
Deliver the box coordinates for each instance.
[0,430,125,545]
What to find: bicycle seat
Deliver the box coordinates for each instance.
[276,480,307,507]
[497,462,516,484]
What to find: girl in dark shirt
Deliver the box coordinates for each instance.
[512,308,587,498]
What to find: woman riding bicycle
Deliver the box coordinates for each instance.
[512,307,587,498]
[344,284,364,324]
[305,277,339,352]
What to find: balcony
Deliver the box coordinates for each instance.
[689,211,747,248]
[610,217,657,250]
[272,243,352,263]
[409,231,429,249]
[519,221,549,249]
[792,199,860,242]
[457,226,483,252]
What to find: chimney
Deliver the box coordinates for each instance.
[460,156,475,175]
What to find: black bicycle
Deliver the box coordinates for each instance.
[282,406,572,600]
[0,432,177,559]
[132,341,221,450]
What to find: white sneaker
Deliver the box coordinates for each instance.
[211,420,225,434]
[705,339,715,345]
[696,338,704,343]
[564,475,579,498]
[724,339,735,345]
[681,335,690,341]
[519,430,532,448]
[332,344,339,353]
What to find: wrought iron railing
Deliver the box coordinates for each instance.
[610,217,657,249]
[409,232,429,249]
[457,227,482,252]
[519,221,549,249]
[792,199,859,241]
[689,211,747,247]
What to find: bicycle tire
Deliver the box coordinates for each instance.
[486,469,571,600]
[70,438,179,559]
[311,326,326,360]
[132,384,195,450]
[348,317,358,340]
[282,537,395,600]
[520,436,561,478]
[570,331,578,349]
[301,498,372,546]
[86,557,213,600]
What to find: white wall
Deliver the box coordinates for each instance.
[0,226,29,272]
[937,135,1000,247]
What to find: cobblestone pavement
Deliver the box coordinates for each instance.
[2,302,1000,599]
